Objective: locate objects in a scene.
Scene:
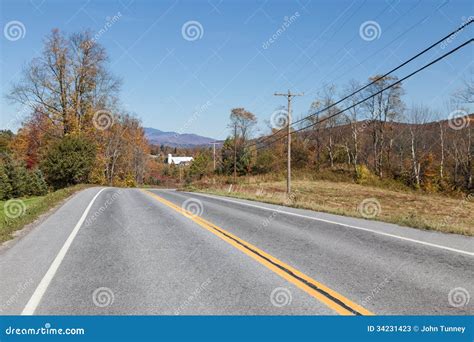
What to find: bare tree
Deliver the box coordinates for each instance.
[363,75,404,177]
[453,68,474,104]
[446,95,473,190]
[408,105,432,188]
[343,80,363,176]
[307,100,322,168]
[439,119,445,179]
[8,29,120,135]
[307,84,341,168]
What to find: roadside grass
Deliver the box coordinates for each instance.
[0,184,92,243]
[184,178,473,236]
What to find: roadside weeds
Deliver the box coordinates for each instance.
[184,180,473,236]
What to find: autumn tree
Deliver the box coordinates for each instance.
[8,29,120,136]
[10,110,57,169]
[7,29,149,191]
[230,108,257,143]
[226,108,257,175]
[93,113,149,186]
[0,130,13,155]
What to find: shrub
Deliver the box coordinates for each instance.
[189,154,211,179]
[125,173,137,187]
[29,169,49,196]
[41,135,96,189]
[355,164,376,184]
[0,163,12,200]
[3,157,29,197]
[253,150,276,174]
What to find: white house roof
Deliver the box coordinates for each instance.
[167,154,193,165]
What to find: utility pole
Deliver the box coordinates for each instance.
[274,90,304,195]
[210,141,219,171]
[233,122,237,184]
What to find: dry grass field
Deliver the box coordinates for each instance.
[186,178,473,236]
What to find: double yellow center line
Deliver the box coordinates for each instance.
[143,189,373,316]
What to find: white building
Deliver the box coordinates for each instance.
[167,153,193,165]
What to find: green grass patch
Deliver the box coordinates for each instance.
[0,184,92,243]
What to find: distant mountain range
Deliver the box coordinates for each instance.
[144,127,217,147]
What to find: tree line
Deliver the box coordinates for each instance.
[1,29,149,200]
[189,75,472,193]
[4,29,470,197]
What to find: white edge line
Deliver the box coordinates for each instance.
[21,188,106,315]
[179,191,474,257]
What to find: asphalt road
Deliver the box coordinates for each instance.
[0,187,472,315]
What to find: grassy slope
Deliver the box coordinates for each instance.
[185,179,473,236]
[0,184,91,243]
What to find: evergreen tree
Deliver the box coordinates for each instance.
[0,163,12,200]
[189,153,211,179]
[220,138,250,176]
[3,157,29,197]
[29,169,49,196]
[41,135,96,189]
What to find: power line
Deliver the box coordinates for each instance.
[301,0,429,96]
[289,0,370,83]
[254,39,473,151]
[250,18,473,149]
[293,0,423,90]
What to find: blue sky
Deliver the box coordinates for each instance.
[1,0,473,139]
